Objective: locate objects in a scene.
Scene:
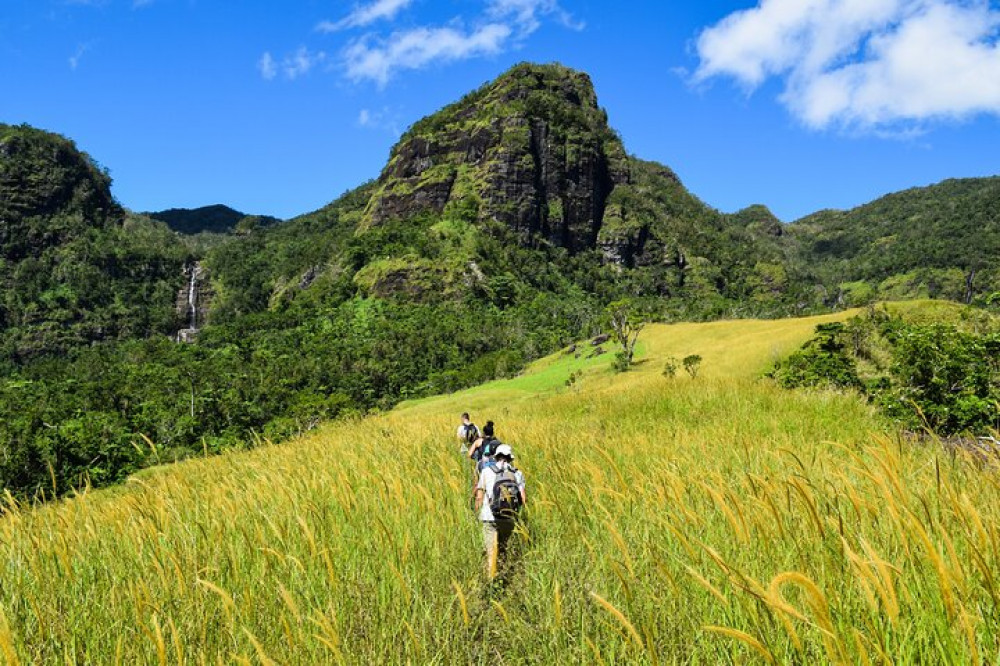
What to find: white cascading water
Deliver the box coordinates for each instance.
[187,263,201,331]
[176,262,203,342]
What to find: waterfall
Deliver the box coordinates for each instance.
[186,263,202,330]
[176,261,204,343]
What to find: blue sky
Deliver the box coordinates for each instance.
[2,0,999,222]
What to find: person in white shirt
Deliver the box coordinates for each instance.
[474,444,526,580]
[456,412,479,454]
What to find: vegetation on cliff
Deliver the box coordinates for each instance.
[0,124,188,361]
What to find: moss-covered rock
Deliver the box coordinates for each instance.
[363,63,627,253]
[353,255,453,301]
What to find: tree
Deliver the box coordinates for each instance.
[682,354,702,379]
[607,299,645,372]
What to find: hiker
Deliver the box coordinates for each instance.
[467,420,499,470]
[456,412,480,454]
[474,444,526,580]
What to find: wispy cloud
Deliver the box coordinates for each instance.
[258,52,277,81]
[693,0,1000,131]
[486,0,584,34]
[344,24,512,86]
[339,0,577,86]
[262,0,579,86]
[258,47,327,81]
[317,0,416,32]
[284,47,327,80]
[357,107,403,135]
[68,43,91,70]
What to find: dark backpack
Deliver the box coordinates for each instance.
[488,463,523,521]
[464,423,480,445]
[472,435,496,463]
[480,436,499,459]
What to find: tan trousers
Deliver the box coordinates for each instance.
[482,520,515,579]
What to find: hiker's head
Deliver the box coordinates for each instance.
[461,412,471,423]
[494,444,514,462]
[483,421,495,437]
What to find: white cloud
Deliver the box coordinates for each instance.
[339,0,580,85]
[258,52,277,80]
[317,0,416,32]
[693,0,1000,130]
[486,0,584,34]
[283,46,327,80]
[357,107,403,134]
[344,23,512,86]
[267,0,578,87]
[68,43,91,70]
[259,48,328,81]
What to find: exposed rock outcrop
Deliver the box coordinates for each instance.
[359,63,741,273]
[363,63,630,254]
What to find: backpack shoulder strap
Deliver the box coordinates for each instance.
[495,466,517,483]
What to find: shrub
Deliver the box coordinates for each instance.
[682,354,703,379]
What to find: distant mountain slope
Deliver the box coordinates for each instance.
[148,204,245,234]
[208,63,799,320]
[148,204,282,235]
[789,177,1000,304]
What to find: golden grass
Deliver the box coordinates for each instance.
[1,308,999,663]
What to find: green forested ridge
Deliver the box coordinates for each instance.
[1,64,998,498]
[0,124,189,361]
[788,177,1000,305]
[148,204,281,235]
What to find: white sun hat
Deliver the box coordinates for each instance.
[495,444,514,459]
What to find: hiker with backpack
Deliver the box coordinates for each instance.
[456,412,480,454]
[467,420,499,471]
[474,443,526,580]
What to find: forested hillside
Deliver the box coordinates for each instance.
[789,177,1000,306]
[147,204,282,235]
[0,124,189,361]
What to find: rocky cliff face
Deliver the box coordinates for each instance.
[363,63,630,253]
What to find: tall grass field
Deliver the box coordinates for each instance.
[2,309,999,664]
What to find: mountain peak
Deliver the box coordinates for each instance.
[148,204,246,235]
[362,61,629,252]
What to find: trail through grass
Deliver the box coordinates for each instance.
[3,308,1000,664]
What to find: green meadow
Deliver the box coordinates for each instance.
[2,308,999,664]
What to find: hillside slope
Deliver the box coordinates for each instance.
[147,204,284,235]
[0,124,189,359]
[789,177,1000,305]
[5,309,998,663]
